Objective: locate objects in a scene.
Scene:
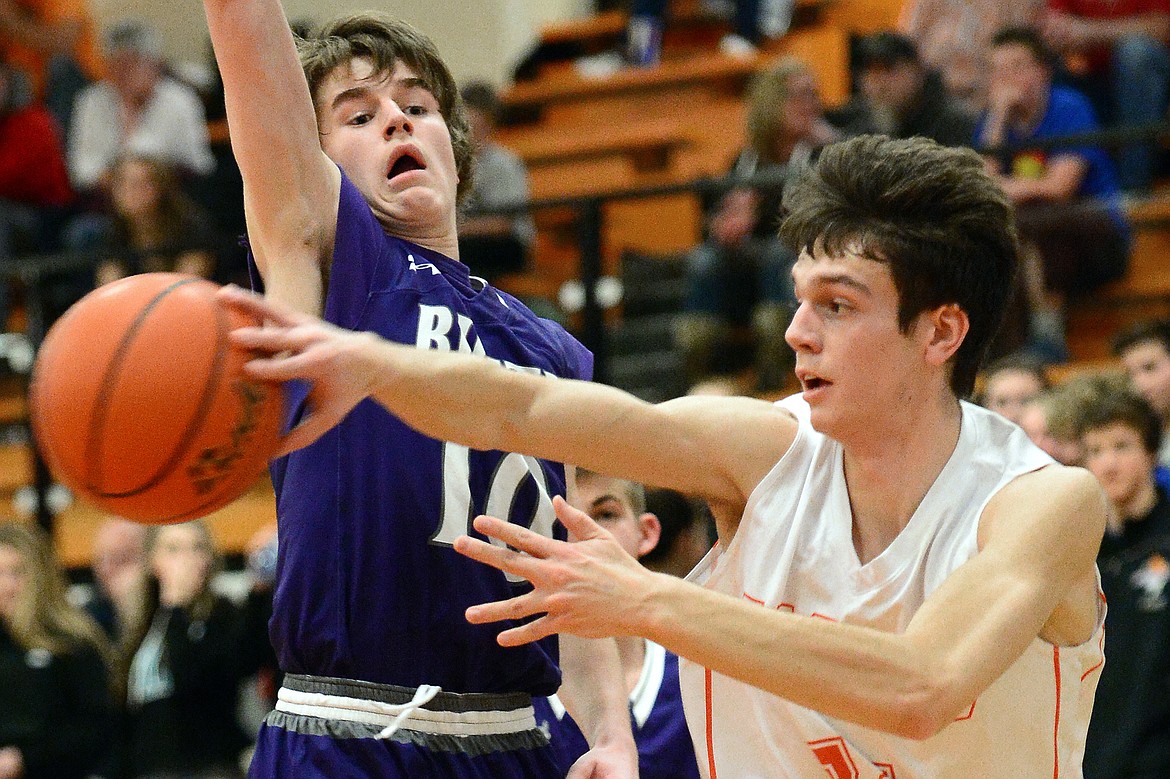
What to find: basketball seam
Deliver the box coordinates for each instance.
[87,277,228,499]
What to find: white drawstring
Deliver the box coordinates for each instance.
[374,684,442,740]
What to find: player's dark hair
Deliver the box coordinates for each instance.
[296,13,473,201]
[780,134,1019,397]
[1077,388,1163,456]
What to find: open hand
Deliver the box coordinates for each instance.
[218,285,382,456]
[454,496,659,645]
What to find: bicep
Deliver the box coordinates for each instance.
[903,468,1104,705]
[515,387,793,507]
[205,0,337,270]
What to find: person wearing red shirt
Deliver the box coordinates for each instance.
[1043,0,1170,190]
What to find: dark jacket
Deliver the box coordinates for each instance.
[0,622,116,779]
[125,595,248,778]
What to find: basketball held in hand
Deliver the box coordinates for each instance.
[28,273,285,524]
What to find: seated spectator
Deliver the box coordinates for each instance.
[80,517,146,644]
[978,27,1130,363]
[94,155,219,287]
[68,18,213,195]
[0,522,116,779]
[533,469,700,779]
[623,0,794,64]
[898,0,1046,110]
[123,520,247,779]
[1042,0,1170,191]
[0,61,74,328]
[1113,318,1170,467]
[829,31,977,147]
[456,81,535,285]
[675,57,838,391]
[0,0,104,138]
[1078,388,1170,779]
[1019,390,1083,464]
[977,354,1050,425]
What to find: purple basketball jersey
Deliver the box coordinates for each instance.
[534,644,700,779]
[253,172,592,697]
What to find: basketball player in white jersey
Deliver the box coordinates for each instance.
[220,134,1108,778]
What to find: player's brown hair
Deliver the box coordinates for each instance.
[780,134,1019,397]
[296,13,474,201]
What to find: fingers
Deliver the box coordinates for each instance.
[454,531,548,582]
[552,496,607,542]
[495,616,556,647]
[469,514,562,558]
[230,323,324,361]
[217,284,305,328]
[464,588,545,625]
[276,415,334,457]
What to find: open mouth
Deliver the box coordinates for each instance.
[387,149,426,181]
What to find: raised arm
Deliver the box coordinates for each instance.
[220,286,793,511]
[460,465,1106,740]
[203,0,338,314]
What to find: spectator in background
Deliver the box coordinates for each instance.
[0,522,116,779]
[123,520,247,779]
[0,0,103,138]
[898,0,1046,111]
[68,19,213,195]
[1113,318,1170,467]
[94,155,220,287]
[456,80,535,285]
[830,31,977,147]
[623,0,794,63]
[1018,390,1084,465]
[534,470,701,779]
[641,487,714,579]
[979,26,1130,363]
[81,517,146,645]
[1078,388,1170,779]
[675,57,838,391]
[1043,0,1170,191]
[977,354,1050,425]
[0,61,73,329]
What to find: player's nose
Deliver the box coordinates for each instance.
[785,302,819,353]
[383,100,413,138]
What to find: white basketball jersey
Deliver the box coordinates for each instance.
[679,395,1105,779]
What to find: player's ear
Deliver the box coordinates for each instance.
[637,512,662,559]
[923,303,968,368]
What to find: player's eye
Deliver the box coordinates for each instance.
[349,112,372,126]
[405,105,428,116]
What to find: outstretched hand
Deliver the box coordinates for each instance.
[454,496,659,646]
[217,285,382,456]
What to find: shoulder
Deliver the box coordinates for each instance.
[1045,86,1098,126]
[981,464,1107,549]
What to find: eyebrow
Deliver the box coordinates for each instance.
[794,272,872,296]
[329,77,434,112]
[589,494,625,511]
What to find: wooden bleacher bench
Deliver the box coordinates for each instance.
[498,117,691,173]
[503,51,778,115]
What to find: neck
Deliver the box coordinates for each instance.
[841,388,963,564]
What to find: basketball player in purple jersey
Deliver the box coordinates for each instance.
[199,1,637,776]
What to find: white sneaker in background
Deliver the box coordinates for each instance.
[718,34,758,58]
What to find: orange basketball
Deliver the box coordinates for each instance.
[28,273,285,524]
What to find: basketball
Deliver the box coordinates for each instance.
[28,273,285,524]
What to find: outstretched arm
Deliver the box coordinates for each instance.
[220,286,793,510]
[203,0,337,315]
[457,465,1106,740]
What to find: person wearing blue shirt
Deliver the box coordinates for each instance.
[977,26,1131,364]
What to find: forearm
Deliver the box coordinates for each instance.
[558,635,636,750]
[638,574,952,739]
